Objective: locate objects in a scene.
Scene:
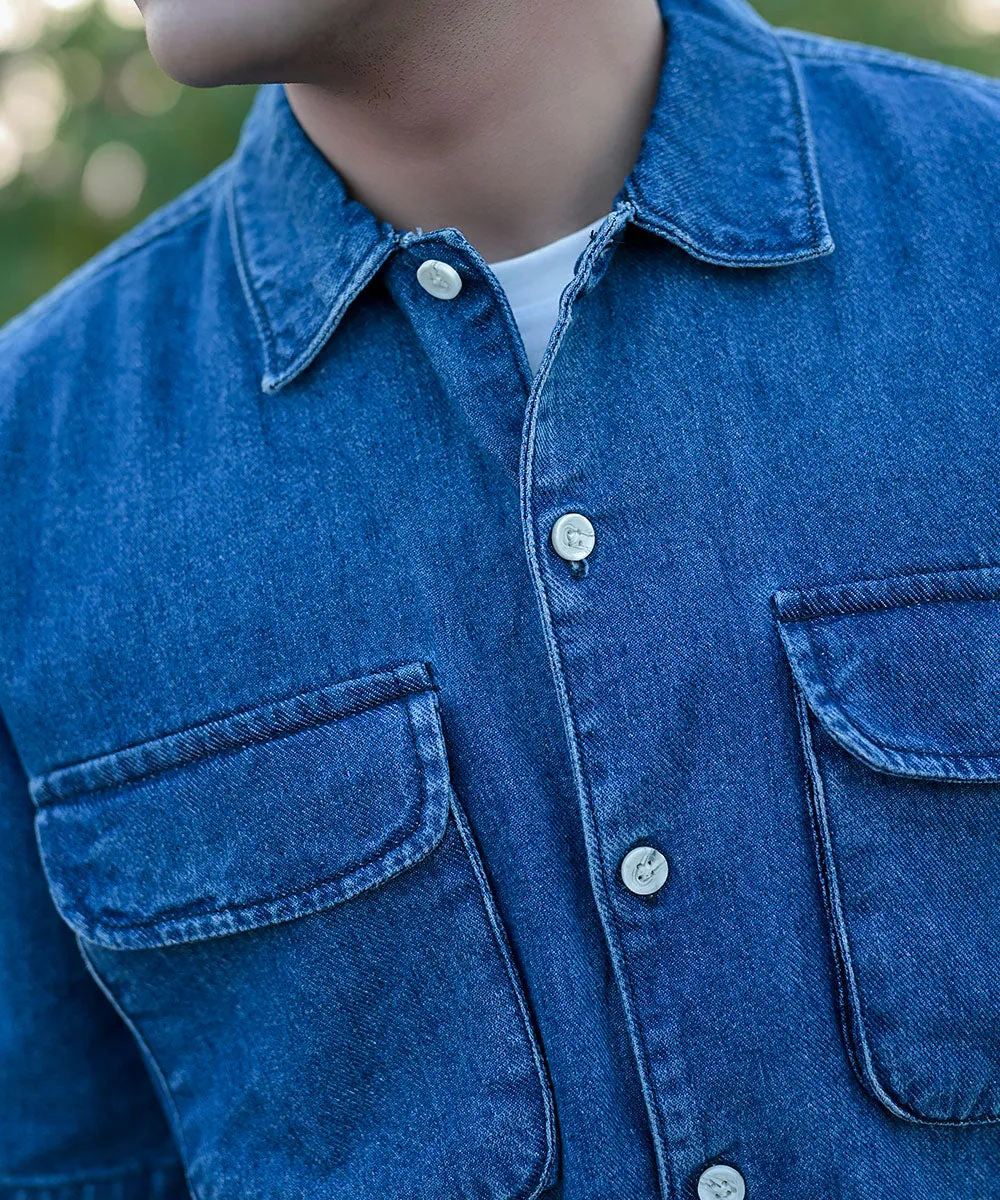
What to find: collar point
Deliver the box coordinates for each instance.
[630,208,835,269]
[259,359,304,395]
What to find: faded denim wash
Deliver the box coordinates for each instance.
[2,0,1000,1196]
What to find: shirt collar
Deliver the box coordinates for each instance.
[228,0,834,393]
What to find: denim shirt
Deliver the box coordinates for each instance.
[3,0,1000,1196]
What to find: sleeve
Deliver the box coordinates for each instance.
[0,709,191,1200]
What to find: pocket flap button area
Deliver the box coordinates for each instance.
[620,845,669,896]
[416,259,463,299]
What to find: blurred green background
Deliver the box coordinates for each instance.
[1,0,999,324]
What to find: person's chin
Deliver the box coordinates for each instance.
[141,5,288,87]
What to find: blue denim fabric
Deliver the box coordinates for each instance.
[2,0,1000,1195]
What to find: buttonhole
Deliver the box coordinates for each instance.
[568,559,589,580]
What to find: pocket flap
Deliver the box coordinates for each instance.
[772,565,1000,781]
[29,662,451,949]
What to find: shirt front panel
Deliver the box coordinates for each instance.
[2,3,1000,1198]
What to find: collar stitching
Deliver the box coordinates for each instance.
[775,33,834,252]
[226,176,279,390]
[263,239,397,394]
[625,173,822,267]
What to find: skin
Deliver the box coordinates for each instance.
[135,0,665,261]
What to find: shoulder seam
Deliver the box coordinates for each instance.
[0,160,229,351]
[776,28,1000,96]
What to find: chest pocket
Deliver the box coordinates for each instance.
[773,564,1000,1127]
[29,661,557,1200]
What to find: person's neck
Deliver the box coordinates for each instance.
[282,0,665,262]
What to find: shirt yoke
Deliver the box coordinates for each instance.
[778,26,1000,100]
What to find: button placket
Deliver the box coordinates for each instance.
[518,203,705,1193]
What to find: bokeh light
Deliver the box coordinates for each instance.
[952,0,1000,33]
[80,137,144,216]
[0,0,46,53]
[1,53,67,154]
[118,48,180,114]
[100,0,141,29]
[59,44,102,104]
[0,117,22,186]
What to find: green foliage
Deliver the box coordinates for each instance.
[756,0,1000,73]
[0,0,997,324]
[0,3,254,323]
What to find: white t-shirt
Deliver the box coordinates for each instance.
[488,215,609,376]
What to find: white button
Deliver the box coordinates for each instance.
[416,259,463,299]
[550,512,595,561]
[697,1165,746,1200]
[620,846,669,896]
